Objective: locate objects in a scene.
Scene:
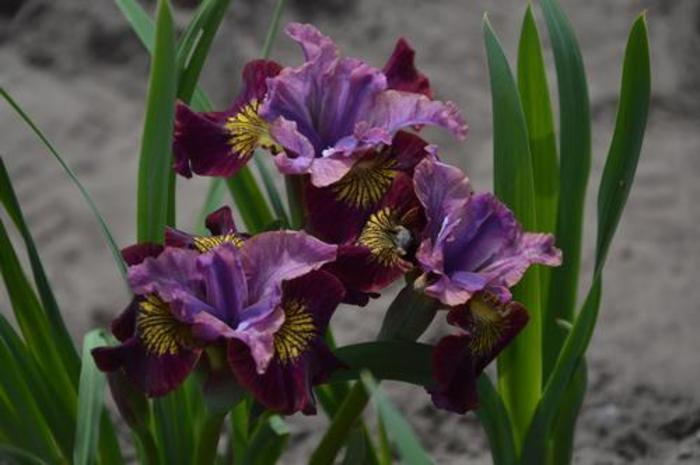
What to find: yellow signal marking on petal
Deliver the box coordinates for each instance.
[137,295,194,356]
[223,99,280,159]
[332,157,397,209]
[193,233,244,253]
[468,293,508,356]
[273,299,316,364]
[358,207,409,267]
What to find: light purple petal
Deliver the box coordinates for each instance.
[128,248,202,302]
[285,23,338,69]
[241,231,338,303]
[414,158,472,240]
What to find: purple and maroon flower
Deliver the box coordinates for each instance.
[92,230,340,407]
[428,292,529,413]
[262,23,467,187]
[413,158,562,307]
[173,59,282,178]
[165,206,245,252]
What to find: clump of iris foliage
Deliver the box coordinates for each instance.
[0,0,649,464]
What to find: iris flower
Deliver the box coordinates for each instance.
[413,158,562,307]
[93,230,342,414]
[429,292,529,413]
[263,23,467,187]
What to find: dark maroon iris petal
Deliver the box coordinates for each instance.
[173,59,282,178]
[383,38,432,98]
[205,206,237,235]
[428,334,478,414]
[121,243,164,267]
[111,299,138,343]
[228,270,345,415]
[324,244,409,297]
[92,338,200,398]
[304,131,430,245]
[427,297,529,413]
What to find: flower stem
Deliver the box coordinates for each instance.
[309,382,369,465]
[135,430,160,465]
[285,175,306,230]
[194,411,227,465]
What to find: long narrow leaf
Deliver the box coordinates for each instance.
[136,0,177,243]
[0,158,80,382]
[361,372,434,465]
[517,7,559,367]
[540,0,592,376]
[521,15,650,464]
[0,218,77,416]
[73,330,111,465]
[483,16,541,445]
[475,376,517,465]
[240,414,290,465]
[0,445,51,465]
[0,89,126,280]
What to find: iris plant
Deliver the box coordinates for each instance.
[0,0,650,464]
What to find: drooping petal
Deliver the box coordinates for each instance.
[241,231,337,303]
[111,299,138,342]
[228,271,344,414]
[427,334,478,414]
[173,60,282,178]
[428,293,529,413]
[92,338,200,397]
[383,38,432,98]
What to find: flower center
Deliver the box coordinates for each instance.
[223,99,280,159]
[332,156,396,209]
[358,207,412,266]
[137,295,194,356]
[273,299,316,364]
[467,293,508,356]
[193,233,244,253]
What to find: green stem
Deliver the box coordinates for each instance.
[260,0,288,59]
[195,412,227,465]
[136,430,160,465]
[285,175,306,230]
[309,382,370,465]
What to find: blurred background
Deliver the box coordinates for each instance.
[0,0,698,463]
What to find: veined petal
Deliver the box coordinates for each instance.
[174,60,281,178]
[241,231,337,303]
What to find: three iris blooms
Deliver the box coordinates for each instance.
[94,23,561,415]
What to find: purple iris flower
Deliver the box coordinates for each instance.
[261,23,467,187]
[413,158,562,307]
[92,231,341,410]
[173,60,283,178]
[428,292,529,413]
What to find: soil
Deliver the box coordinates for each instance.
[1,0,699,463]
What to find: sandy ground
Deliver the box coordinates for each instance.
[1,0,699,463]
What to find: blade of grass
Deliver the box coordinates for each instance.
[517,6,559,362]
[0,319,64,463]
[136,0,177,243]
[255,155,289,228]
[539,0,592,378]
[0,314,74,459]
[547,360,587,465]
[361,372,434,465]
[0,89,126,280]
[0,158,80,382]
[521,14,650,464]
[0,218,78,418]
[475,376,517,465]
[240,414,290,465]
[483,16,541,447]
[73,330,112,465]
[0,445,51,465]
